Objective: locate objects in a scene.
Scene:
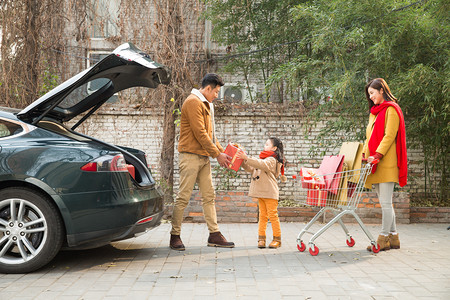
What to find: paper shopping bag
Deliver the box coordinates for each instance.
[336,163,350,206]
[339,142,363,184]
[318,154,344,195]
[339,142,361,169]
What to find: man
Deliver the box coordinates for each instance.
[170,73,234,251]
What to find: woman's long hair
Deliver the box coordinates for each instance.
[269,137,286,166]
[365,78,398,111]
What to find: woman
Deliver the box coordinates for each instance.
[362,78,407,252]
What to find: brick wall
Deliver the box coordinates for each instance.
[164,191,258,223]
[164,190,449,224]
[410,207,450,223]
[74,102,441,202]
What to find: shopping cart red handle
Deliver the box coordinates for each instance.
[362,158,380,164]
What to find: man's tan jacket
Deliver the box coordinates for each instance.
[178,93,224,158]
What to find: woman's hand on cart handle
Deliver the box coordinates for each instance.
[367,156,380,165]
[362,157,380,164]
[363,152,382,164]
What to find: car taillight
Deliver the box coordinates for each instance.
[81,154,128,172]
[137,216,153,224]
[110,154,127,171]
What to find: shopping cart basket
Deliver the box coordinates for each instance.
[294,160,380,255]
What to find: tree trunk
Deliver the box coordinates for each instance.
[158,0,184,203]
[24,0,41,105]
[160,92,178,202]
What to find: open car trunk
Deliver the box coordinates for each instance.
[20,43,171,187]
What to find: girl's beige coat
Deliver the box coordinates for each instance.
[241,156,282,200]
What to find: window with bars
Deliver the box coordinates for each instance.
[88,0,120,39]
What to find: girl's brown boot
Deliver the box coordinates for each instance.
[258,235,266,248]
[367,234,390,251]
[269,236,282,248]
[389,233,400,249]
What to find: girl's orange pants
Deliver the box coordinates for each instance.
[256,197,281,237]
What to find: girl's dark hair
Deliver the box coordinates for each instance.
[269,137,286,166]
[365,78,397,111]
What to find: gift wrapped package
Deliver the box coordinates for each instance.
[307,187,327,207]
[224,143,245,171]
[300,167,325,189]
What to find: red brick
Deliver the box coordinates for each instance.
[437,217,450,223]
[189,212,203,217]
[279,211,299,217]
[416,207,436,212]
[303,212,318,217]
[410,212,426,218]
[395,204,410,209]
[229,191,245,196]
[245,203,257,207]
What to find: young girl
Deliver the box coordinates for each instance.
[237,137,287,248]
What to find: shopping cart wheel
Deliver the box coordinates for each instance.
[346,237,355,247]
[372,244,381,253]
[309,245,319,256]
[297,241,306,252]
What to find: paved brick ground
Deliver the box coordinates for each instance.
[0,222,449,299]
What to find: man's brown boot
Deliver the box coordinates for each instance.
[269,236,282,248]
[170,234,185,251]
[258,235,266,248]
[389,233,400,249]
[367,234,390,251]
[207,232,235,248]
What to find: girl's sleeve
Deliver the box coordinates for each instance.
[376,107,400,155]
[241,161,254,173]
[245,157,277,173]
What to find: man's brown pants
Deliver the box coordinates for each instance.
[170,153,219,235]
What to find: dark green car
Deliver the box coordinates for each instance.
[0,43,170,273]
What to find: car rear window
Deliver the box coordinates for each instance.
[58,78,112,109]
[0,119,24,138]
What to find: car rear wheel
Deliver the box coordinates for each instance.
[0,187,64,273]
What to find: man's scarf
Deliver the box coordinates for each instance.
[369,101,407,187]
[259,150,285,176]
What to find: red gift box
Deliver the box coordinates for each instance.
[307,187,327,207]
[300,167,325,189]
[224,143,245,171]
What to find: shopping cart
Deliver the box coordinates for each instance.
[294,160,380,255]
